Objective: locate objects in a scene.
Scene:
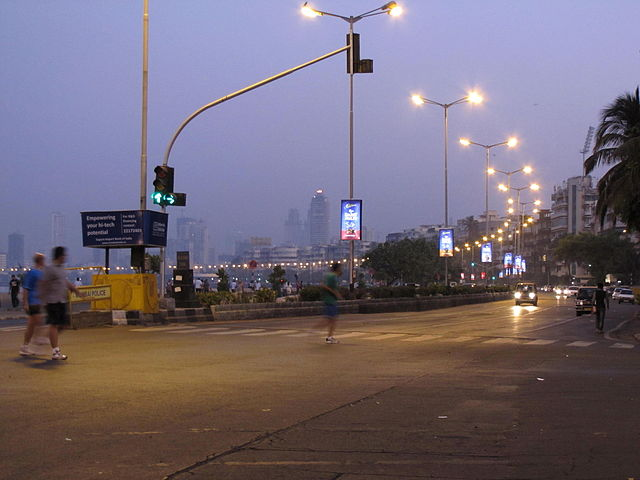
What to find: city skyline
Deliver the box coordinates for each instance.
[1,1,638,264]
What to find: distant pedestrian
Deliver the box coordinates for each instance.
[593,282,609,334]
[230,280,237,293]
[202,278,210,292]
[19,253,46,356]
[74,277,82,287]
[255,280,262,291]
[39,247,83,360]
[315,263,343,344]
[195,278,203,292]
[9,274,20,308]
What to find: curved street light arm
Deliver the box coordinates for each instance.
[162,45,349,166]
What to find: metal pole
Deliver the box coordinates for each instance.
[140,0,149,211]
[443,106,449,287]
[348,20,355,290]
[485,147,490,237]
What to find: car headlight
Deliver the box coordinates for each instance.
[577,300,583,305]
[514,292,522,299]
[529,292,535,299]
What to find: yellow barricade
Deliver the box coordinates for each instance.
[91,274,159,313]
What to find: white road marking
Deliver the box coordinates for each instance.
[206,329,265,335]
[448,336,478,342]
[130,326,197,332]
[363,333,407,341]
[610,343,635,349]
[167,327,229,334]
[0,326,27,332]
[525,339,558,346]
[566,341,596,347]
[483,338,521,344]
[402,334,442,342]
[245,330,296,336]
[285,332,316,337]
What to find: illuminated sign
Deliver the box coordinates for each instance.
[521,258,527,272]
[340,200,362,240]
[438,229,454,257]
[481,242,492,263]
[514,255,522,271]
[503,252,513,267]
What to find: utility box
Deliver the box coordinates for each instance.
[91,274,159,313]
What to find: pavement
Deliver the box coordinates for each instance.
[1,294,640,479]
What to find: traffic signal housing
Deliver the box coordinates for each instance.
[153,165,174,195]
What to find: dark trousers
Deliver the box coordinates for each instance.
[595,306,606,331]
[11,292,19,308]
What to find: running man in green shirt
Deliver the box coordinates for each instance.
[318,263,343,344]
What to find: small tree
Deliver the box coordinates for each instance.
[145,254,161,274]
[216,268,230,292]
[268,265,286,295]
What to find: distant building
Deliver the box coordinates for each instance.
[51,212,65,249]
[550,176,597,240]
[176,217,208,266]
[7,233,24,268]
[0,253,6,270]
[386,224,448,243]
[283,208,305,246]
[308,189,329,246]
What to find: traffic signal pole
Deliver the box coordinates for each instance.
[158,44,350,296]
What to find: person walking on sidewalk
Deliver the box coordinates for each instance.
[39,246,83,360]
[9,275,20,308]
[593,282,609,334]
[317,262,343,344]
[19,253,46,356]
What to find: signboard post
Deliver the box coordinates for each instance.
[438,229,454,257]
[481,242,492,263]
[81,210,168,248]
[340,200,362,241]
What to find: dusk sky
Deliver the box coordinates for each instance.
[1,1,638,262]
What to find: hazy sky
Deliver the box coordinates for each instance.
[1,0,638,261]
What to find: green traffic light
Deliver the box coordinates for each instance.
[164,194,176,205]
[151,191,163,204]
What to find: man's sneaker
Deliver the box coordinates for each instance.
[19,345,34,356]
[325,336,339,344]
[52,350,68,360]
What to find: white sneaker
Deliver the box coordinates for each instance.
[325,336,339,344]
[52,350,68,360]
[19,345,34,356]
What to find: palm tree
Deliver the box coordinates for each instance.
[584,87,640,231]
[459,216,480,242]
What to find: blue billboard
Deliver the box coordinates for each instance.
[514,255,522,271]
[503,252,513,268]
[438,229,454,257]
[481,242,492,263]
[81,210,168,248]
[340,200,362,240]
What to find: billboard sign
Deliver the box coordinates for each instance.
[521,258,527,272]
[340,200,362,241]
[481,242,492,263]
[438,228,454,257]
[81,210,168,248]
[503,252,513,268]
[514,255,522,271]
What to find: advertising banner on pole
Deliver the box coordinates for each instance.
[438,228,454,257]
[503,252,513,268]
[340,200,362,241]
[521,258,527,272]
[481,242,492,263]
[514,255,522,272]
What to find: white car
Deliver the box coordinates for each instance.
[611,287,625,300]
[616,288,635,304]
[566,286,580,296]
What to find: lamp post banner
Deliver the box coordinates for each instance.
[340,200,362,241]
[81,210,168,248]
[438,228,454,257]
[481,242,492,263]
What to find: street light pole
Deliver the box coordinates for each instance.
[411,91,483,287]
[302,1,402,289]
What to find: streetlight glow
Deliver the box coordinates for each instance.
[523,165,533,174]
[411,94,425,106]
[301,2,322,17]
[530,183,540,191]
[507,137,518,148]
[467,91,483,104]
[384,2,403,16]
[487,167,496,175]
[459,138,471,146]
[534,199,542,206]
[498,183,508,191]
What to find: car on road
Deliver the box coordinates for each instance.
[575,286,597,316]
[611,287,628,300]
[514,282,538,306]
[566,286,580,296]
[616,288,635,304]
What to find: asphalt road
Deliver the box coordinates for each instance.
[1,293,639,480]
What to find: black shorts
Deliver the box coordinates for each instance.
[46,303,70,326]
[28,305,42,316]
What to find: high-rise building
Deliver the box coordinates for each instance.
[308,189,329,246]
[8,233,24,268]
[51,212,65,248]
[283,208,305,246]
[550,176,597,240]
[176,217,208,266]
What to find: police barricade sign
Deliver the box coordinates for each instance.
[69,285,112,303]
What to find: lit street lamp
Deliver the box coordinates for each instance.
[411,91,483,286]
[459,136,518,237]
[498,183,541,256]
[302,1,402,289]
